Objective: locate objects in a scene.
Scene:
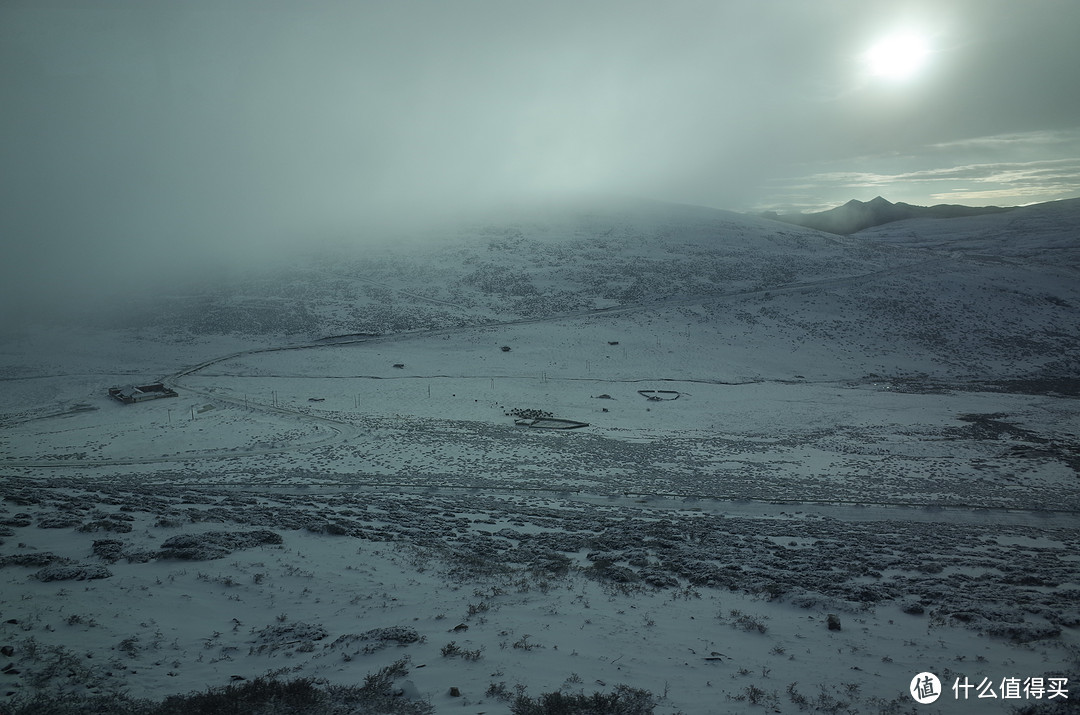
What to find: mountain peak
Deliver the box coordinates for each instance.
[760,196,1016,235]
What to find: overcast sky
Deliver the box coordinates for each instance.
[2,0,1079,314]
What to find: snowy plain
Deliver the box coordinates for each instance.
[1,197,1078,713]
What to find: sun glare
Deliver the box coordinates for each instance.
[864,33,931,81]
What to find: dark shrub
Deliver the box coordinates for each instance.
[511,685,655,715]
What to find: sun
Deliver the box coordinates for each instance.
[864,33,931,81]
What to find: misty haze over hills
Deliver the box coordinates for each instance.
[10,194,1079,386]
[4,0,1080,325]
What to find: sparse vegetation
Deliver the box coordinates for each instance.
[728,610,768,634]
[5,660,432,715]
[440,641,483,661]
[510,685,656,715]
[513,634,540,651]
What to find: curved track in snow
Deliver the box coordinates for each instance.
[7,254,1077,526]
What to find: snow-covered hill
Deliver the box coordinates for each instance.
[35,195,1078,384]
[0,196,1077,713]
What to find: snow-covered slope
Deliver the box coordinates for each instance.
[30,194,1077,384]
[0,197,1077,713]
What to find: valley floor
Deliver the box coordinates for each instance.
[1,321,1078,714]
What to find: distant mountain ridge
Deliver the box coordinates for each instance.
[759,196,1016,235]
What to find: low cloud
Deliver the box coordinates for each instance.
[3,2,1079,322]
[929,128,1080,151]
